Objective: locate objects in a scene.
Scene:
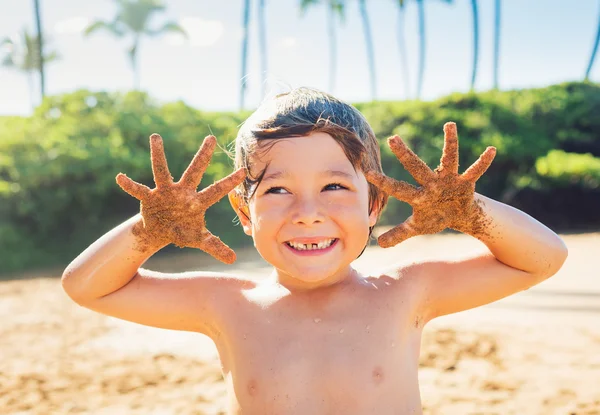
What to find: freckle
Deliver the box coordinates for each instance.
[414,316,421,328]
[247,379,258,396]
[372,366,384,385]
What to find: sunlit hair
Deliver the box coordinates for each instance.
[233,87,388,238]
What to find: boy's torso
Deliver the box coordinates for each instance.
[209,272,424,415]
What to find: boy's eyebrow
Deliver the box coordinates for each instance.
[262,169,355,182]
[324,169,356,180]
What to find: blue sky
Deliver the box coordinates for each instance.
[1,0,599,115]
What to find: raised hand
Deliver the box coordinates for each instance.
[116,134,246,264]
[366,122,496,248]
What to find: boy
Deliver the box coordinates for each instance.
[61,88,568,414]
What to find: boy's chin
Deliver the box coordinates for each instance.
[278,265,351,288]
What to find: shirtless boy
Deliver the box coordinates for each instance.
[62,87,568,414]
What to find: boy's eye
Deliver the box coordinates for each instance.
[265,186,288,194]
[323,183,347,191]
[264,183,347,194]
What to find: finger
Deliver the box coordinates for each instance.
[188,232,236,264]
[149,133,173,188]
[116,173,151,200]
[178,135,217,189]
[438,122,459,175]
[378,220,419,248]
[365,171,420,204]
[461,146,496,182]
[198,168,246,206]
[388,136,436,186]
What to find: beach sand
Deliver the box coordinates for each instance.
[1,232,599,414]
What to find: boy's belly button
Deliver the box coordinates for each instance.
[372,365,385,385]
[247,379,258,396]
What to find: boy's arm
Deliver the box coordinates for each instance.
[367,122,567,322]
[412,193,567,322]
[61,214,251,335]
[62,133,248,335]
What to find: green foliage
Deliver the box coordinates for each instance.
[0,90,246,274]
[1,82,599,274]
[535,150,600,189]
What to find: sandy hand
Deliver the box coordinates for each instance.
[366,122,496,248]
[116,134,245,264]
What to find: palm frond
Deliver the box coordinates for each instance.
[1,54,15,67]
[84,20,124,37]
[331,0,346,22]
[43,50,60,63]
[147,21,187,37]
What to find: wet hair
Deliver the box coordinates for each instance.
[233,87,388,252]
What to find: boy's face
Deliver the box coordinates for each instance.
[235,132,378,288]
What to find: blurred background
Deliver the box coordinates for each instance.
[1,2,600,414]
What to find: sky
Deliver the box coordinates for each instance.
[0,0,599,115]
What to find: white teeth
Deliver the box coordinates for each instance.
[287,239,335,251]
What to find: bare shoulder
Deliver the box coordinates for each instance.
[360,260,428,301]
[76,268,257,336]
[369,260,427,286]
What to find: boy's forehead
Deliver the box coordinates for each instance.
[249,134,356,175]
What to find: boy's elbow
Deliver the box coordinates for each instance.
[539,239,569,280]
[61,267,86,304]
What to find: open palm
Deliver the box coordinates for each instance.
[366,122,496,248]
[116,134,245,263]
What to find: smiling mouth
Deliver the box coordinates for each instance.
[285,238,338,251]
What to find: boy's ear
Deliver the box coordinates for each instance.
[368,208,378,228]
[368,196,385,227]
[228,190,252,236]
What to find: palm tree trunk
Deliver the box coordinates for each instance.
[470,0,479,90]
[584,1,600,81]
[258,0,267,99]
[327,2,337,93]
[397,5,410,99]
[33,0,45,100]
[130,37,140,90]
[28,71,35,111]
[240,0,251,110]
[416,0,425,99]
[358,0,376,100]
[493,0,501,89]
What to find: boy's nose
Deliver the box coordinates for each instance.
[291,198,325,225]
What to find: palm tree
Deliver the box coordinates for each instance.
[493,0,501,89]
[415,0,426,99]
[84,0,186,90]
[1,29,59,109]
[258,0,268,99]
[358,0,377,100]
[395,0,411,99]
[240,0,251,110]
[33,0,45,98]
[300,0,345,94]
[413,0,452,100]
[469,0,479,90]
[584,1,600,81]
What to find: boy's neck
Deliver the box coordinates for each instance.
[271,266,360,292]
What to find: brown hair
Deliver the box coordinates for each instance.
[233,87,388,246]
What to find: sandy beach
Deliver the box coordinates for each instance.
[1,232,599,414]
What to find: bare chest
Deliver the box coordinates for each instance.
[214,283,423,414]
